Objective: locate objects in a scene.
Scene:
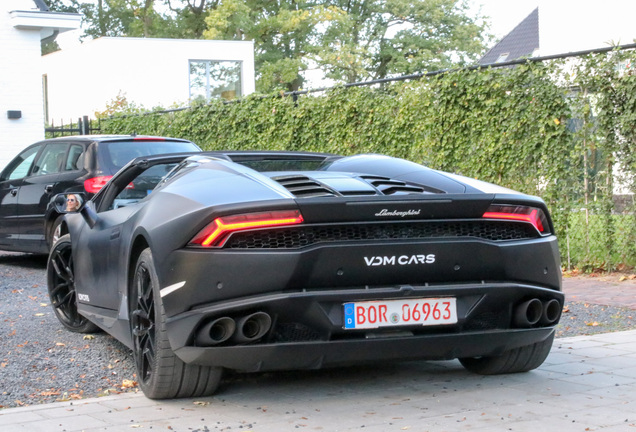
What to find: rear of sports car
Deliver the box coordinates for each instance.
[156,155,562,376]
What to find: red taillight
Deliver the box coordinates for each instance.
[84,176,134,194]
[84,176,113,193]
[190,210,304,248]
[482,204,549,234]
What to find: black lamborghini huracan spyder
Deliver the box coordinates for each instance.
[47,151,562,399]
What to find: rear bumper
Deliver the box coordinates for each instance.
[165,282,563,372]
[174,328,556,372]
[159,236,562,317]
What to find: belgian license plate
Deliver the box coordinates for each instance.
[343,298,457,329]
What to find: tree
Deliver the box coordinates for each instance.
[47,0,488,94]
[47,0,194,39]
[165,0,221,38]
[42,0,80,54]
[45,0,80,13]
[205,0,344,92]
[322,0,487,82]
[46,0,137,38]
[204,0,488,92]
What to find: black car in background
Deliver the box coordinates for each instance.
[0,135,200,254]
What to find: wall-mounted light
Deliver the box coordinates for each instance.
[7,110,22,119]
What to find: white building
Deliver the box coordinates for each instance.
[0,0,80,169]
[42,37,256,123]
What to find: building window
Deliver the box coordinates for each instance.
[495,53,510,63]
[189,60,242,102]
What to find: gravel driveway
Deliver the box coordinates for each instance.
[1,251,634,409]
[1,252,136,409]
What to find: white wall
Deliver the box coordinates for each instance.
[0,0,46,170]
[42,37,256,122]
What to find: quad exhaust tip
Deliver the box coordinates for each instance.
[195,317,236,346]
[514,298,561,328]
[195,312,272,347]
[233,312,272,344]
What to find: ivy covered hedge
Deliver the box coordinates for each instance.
[101,49,636,272]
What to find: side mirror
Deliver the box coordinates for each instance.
[53,193,85,213]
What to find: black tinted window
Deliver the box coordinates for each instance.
[238,159,327,172]
[101,140,200,170]
[65,144,85,171]
[32,143,68,176]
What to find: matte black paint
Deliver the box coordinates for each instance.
[63,151,562,371]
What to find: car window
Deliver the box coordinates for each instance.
[64,144,85,171]
[102,140,200,171]
[103,162,181,211]
[32,143,69,176]
[1,145,42,181]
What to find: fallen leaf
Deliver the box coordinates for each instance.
[83,335,95,340]
[193,401,210,406]
[121,379,137,389]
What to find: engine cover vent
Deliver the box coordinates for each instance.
[360,175,428,195]
[273,175,337,198]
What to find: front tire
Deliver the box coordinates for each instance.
[459,333,554,375]
[130,248,222,399]
[47,234,100,333]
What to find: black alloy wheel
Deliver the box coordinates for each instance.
[130,248,222,399]
[47,234,99,333]
[131,258,156,386]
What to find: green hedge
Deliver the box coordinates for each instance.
[100,50,636,271]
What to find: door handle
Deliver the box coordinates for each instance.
[45,184,54,193]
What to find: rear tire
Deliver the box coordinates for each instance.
[47,234,100,333]
[459,333,554,375]
[130,248,222,399]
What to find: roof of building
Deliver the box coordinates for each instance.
[479,8,539,65]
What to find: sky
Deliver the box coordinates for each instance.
[471,0,636,55]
